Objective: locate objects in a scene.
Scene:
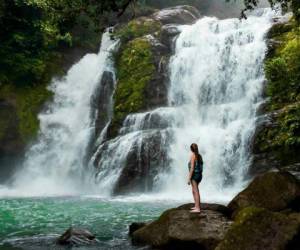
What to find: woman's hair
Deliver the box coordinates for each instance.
[190,143,203,163]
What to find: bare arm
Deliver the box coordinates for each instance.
[188,154,195,184]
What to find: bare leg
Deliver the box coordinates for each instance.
[191,183,196,209]
[191,180,201,212]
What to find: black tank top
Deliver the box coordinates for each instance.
[188,154,203,173]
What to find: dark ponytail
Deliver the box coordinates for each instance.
[190,143,203,164]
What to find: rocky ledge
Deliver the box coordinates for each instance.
[130,171,300,250]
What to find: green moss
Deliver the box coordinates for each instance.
[0,84,52,143]
[0,104,16,140]
[256,18,300,164]
[216,206,299,250]
[115,17,161,43]
[109,37,155,137]
[257,103,300,152]
[265,22,300,109]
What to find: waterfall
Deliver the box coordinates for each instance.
[159,9,275,202]
[90,9,276,202]
[0,10,277,202]
[1,31,119,196]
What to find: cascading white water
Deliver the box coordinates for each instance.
[159,9,276,203]
[0,31,118,196]
[0,9,278,202]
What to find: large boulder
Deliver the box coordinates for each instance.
[132,204,232,250]
[216,207,300,250]
[228,171,300,218]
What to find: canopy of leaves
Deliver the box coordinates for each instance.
[0,0,135,87]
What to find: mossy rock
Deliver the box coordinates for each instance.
[253,17,300,170]
[254,104,300,165]
[0,84,52,144]
[108,37,156,138]
[228,171,300,218]
[115,17,162,43]
[216,207,300,250]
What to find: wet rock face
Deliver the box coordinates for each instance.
[249,111,281,176]
[92,5,202,195]
[132,203,232,250]
[57,227,97,246]
[112,130,172,195]
[91,71,115,138]
[227,171,300,218]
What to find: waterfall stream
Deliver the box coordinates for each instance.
[160,9,275,202]
[1,31,119,196]
[0,10,277,202]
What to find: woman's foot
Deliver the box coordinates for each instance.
[190,209,201,213]
[190,206,196,210]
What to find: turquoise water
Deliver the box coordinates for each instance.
[0,197,178,249]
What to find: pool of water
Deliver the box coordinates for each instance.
[0,196,179,249]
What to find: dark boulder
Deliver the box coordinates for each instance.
[112,130,171,195]
[216,207,300,250]
[160,24,181,51]
[227,171,300,218]
[57,227,97,246]
[132,204,232,250]
[129,222,149,236]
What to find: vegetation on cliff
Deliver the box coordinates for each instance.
[108,18,161,137]
[255,17,300,165]
[0,0,135,147]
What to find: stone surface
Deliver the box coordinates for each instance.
[228,171,300,218]
[57,227,97,246]
[177,203,231,218]
[129,222,148,236]
[132,204,232,250]
[112,130,171,194]
[152,5,200,25]
[216,207,300,250]
[91,71,115,138]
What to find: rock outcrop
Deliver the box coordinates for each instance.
[92,5,201,195]
[130,172,300,250]
[132,203,232,250]
[249,15,300,178]
[228,171,300,218]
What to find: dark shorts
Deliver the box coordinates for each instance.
[192,172,202,184]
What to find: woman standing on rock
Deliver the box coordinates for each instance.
[188,143,203,213]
